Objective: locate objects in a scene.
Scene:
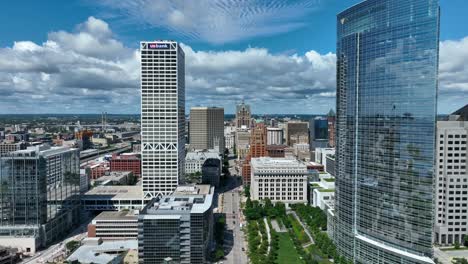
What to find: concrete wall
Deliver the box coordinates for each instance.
[0,237,37,255]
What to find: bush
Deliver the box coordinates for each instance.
[66,240,80,253]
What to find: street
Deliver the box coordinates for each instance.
[21,218,90,264]
[219,155,248,264]
[221,185,248,264]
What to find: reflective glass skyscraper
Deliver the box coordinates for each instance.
[334,0,439,263]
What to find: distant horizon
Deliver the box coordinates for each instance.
[0,112,457,116]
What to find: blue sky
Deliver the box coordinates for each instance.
[0,0,466,114]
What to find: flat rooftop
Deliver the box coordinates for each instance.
[145,185,214,215]
[185,149,220,160]
[94,211,137,221]
[251,157,304,167]
[95,171,132,181]
[174,184,211,195]
[67,239,137,264]
[83,185,142,200]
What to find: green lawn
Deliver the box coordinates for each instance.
[440,247,468,251]
[288,214,310,244]
[276,233,304,264]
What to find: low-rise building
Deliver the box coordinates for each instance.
[250,157,308,205]
[82,185,144,211]
[93,171,133,186]
[0,247,17,264]
[109,153,141,177]
[266,144,287,158]
[306,161,325,172]
[91,137,110,148]
[314,148,335,166]
[67,238,137,264]
[88,211,138,241]
[138,185,214,264]
[309,174,335,210]
[185,149,221,174]
[82,160,110,180]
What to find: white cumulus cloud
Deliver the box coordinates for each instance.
[0,17,466,114]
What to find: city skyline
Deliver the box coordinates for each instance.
[0,0,465,114]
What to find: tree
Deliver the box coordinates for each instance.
[66,240,80,253]
[215,248,225,260]
[455,241,461,249]
[264,198,274,217]
[453,258,468,264]
[464,235,468,247]
[244,184,251,198]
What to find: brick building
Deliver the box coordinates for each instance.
[109,153,141,177]
[242,124,267,184]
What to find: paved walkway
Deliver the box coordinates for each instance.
[434,246,468,264]
[290,211,315,245]
[271,219,287,233]
[263,218,272,254]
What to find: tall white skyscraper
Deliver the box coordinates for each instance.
[141,41,185,198]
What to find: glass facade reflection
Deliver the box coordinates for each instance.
[0,145,80,248]
[334,0,439,263]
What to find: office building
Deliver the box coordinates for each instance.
[235,129,251,159]
[434,114,468,245]
[327,109,336,148]
[310,117,329,150]
[236,101,251,128]
[266,144,287,158]
[202,158,221,187]
[242,124,268,184]
[0,142,26,156]
[267,127,284,145]
[141,40,185,198]
[189,107,224,152]
[333,0,440,262]
[325,154,336,177]
[88,211,138,241]
[224,126,236,150]
[0,145,80,254]
[138,185,214,264]
[185,149,221,174]
[82,185,145,212]
[249,124,267,158]
[5,132,29,143]
[109,153,141,177]
[250,157,308,204]
[286,121,309,146]
[452,105,468,121]
[314,148,335,167]
[270,118,278,128]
